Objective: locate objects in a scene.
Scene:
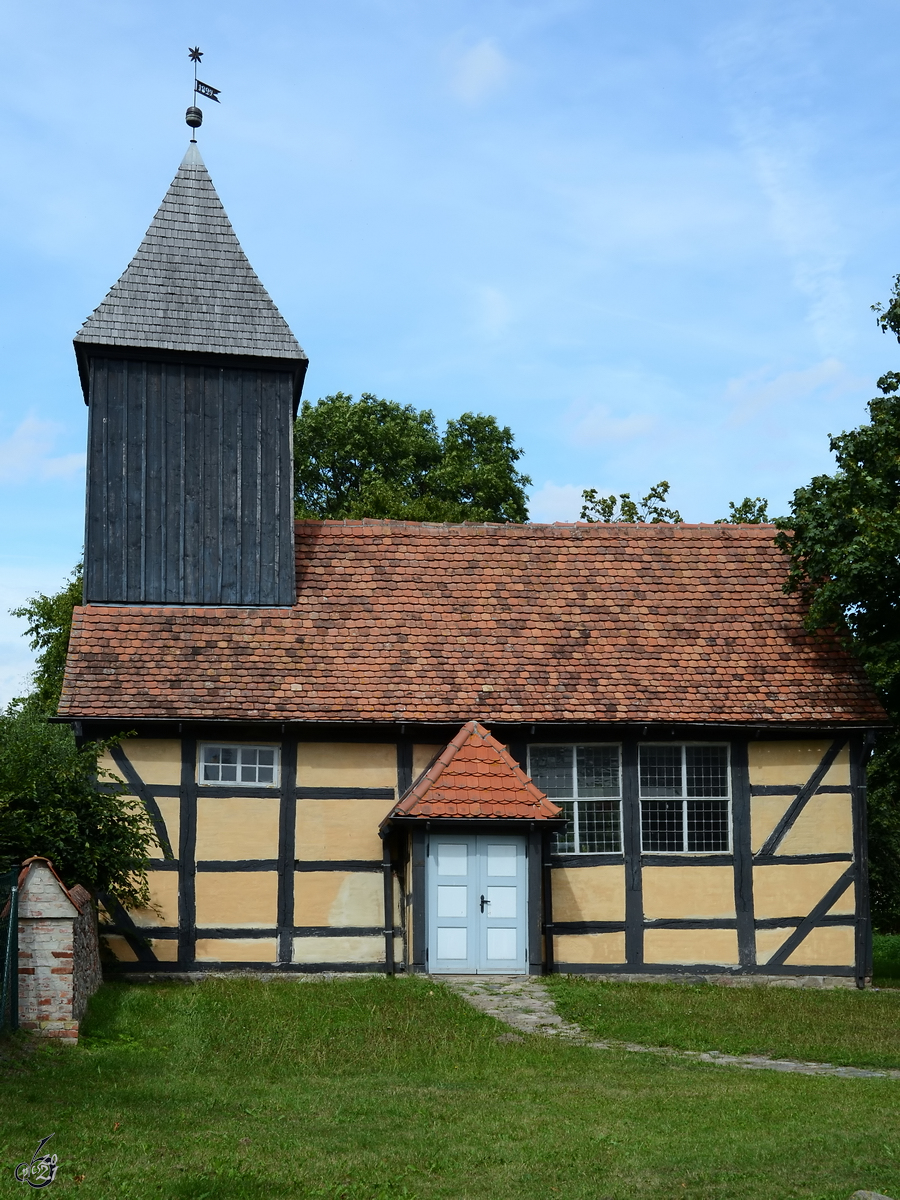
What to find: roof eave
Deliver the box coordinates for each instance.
[380,814,569,833]
[73,340,309,414]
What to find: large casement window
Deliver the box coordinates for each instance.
[639,744,730,853]
[528,745,622,853]
[198,744,280,787]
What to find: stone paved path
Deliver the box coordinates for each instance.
[441,975,900,1081]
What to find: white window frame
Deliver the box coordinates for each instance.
[198,743,281,788]
[638,742,731,855]
[527,743,623,854]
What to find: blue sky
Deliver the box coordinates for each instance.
[2,0,900,701]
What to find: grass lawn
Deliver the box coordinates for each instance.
[547,975,900,1069]
[0,976,898,1200]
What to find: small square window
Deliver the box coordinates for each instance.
[199,744,280,787]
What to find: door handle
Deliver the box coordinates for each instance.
[480,894,489,913]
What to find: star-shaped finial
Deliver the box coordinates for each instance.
[189,47,203,62]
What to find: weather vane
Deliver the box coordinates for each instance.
[185,47,221,140]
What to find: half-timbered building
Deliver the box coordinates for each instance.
[58,140,890,985]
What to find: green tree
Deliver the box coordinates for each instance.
[775,370,900,931]
[293,393,530,523]
[716,497,770,524]
[6,567,156,904]
[580,480,682,523]
[12,563,82,715]
[0,706,154,907]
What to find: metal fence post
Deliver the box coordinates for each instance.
[1,869,20,1033]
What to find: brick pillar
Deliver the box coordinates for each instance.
[16,858,98,1044]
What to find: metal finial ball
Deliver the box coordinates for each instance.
[186,106,203,129]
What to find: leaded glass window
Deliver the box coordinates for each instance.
[528,745,622,854]
[639,745,730,852]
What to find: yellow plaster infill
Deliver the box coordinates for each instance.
[297,742,397,788]
[130,872,179,926]
[150,939,179,962]
[292,936,384,964]
[644,927,739,965]
[551,866,625,923]
[750,794,854,855]
[753,863,855,919]
[748,740,851,788]
[412,744,443,778]
[194,872,277,927]
[757,924,855,967]
[779,796,853,856]
[155,796,179,855]
[294,871,383,927]
[102,934,139,962]
[120,739,184,786]
[751,796,792,854]
[755,927,794,965]
[296,799,389,860]
[195,796,280,860]
[784,925,855,967]
[97,749,118,780]
[555,932,625,965]
[195,938,278,963]
[642,866,736,920]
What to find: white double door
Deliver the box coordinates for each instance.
[427,834,528,974]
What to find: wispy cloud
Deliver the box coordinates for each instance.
[0,417,85,484]
[528,481,584,523]
[707,9,851,351]
[723,358,866,425]
[449,39,512,104]
[566,402,656,446]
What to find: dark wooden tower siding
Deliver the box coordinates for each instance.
[74,142,307,607]
[84,359,295,604]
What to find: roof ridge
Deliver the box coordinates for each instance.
[293,518,780,534]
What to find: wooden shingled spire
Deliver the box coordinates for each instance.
[74,142,305,378]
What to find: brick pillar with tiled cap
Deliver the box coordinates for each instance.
[14,857,100,1044]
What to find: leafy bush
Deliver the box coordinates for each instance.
[0,705,153,907]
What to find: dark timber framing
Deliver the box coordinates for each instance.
[851,734,873,988]
[730,740,756,967]
[541,830,555,974]
[98,723,876,980]
[621,736,643,967]
[527,828,543,975]
[177,737,198,967]
[276,735,298,964]
[410,827,427,973]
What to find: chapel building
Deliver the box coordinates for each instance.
[58,140,890,984]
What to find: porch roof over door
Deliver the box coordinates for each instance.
[383,721,562,826]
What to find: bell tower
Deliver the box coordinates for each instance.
[74,138,306,606]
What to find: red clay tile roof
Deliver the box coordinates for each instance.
[58,520,888,726]
[386,721,562,822]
